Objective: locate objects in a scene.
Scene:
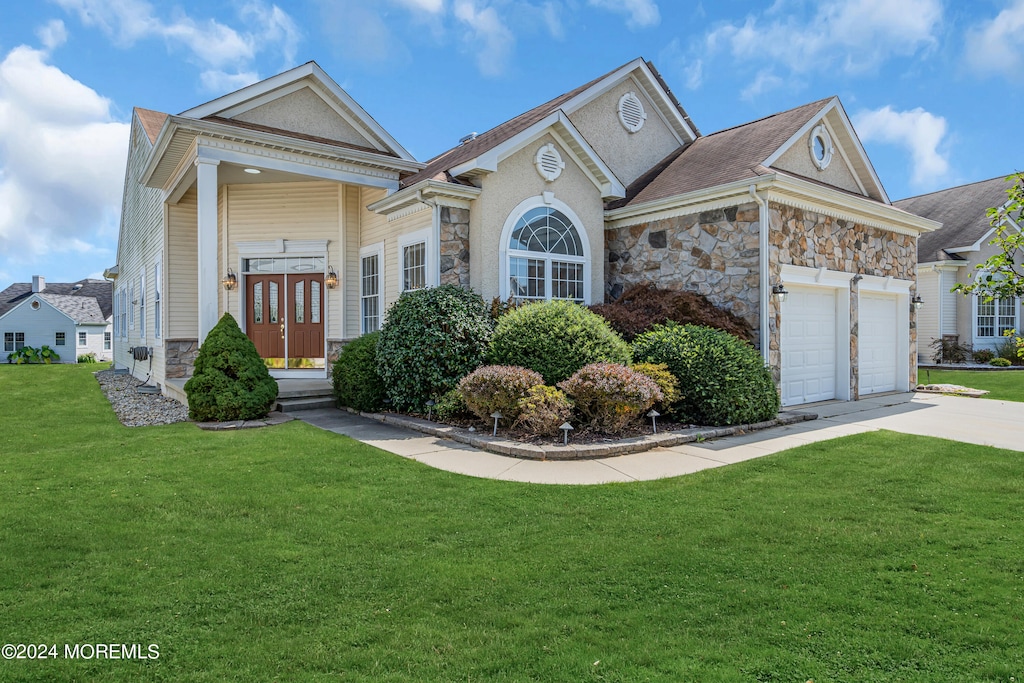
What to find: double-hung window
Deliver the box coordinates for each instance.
[360,244,384,334]
[104,332,111,350]
[78,331,87,347]
[398,227,434,293]
[977,296,1019,338]
[55,332,66,346]
[154,257,162,339]
[139,272,146,339]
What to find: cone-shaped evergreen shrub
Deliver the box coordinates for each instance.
[184,313,278,421]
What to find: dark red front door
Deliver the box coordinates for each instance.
[246,274,285,366]
[287,274,325,368]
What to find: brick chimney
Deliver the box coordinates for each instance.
[31,275,45,293]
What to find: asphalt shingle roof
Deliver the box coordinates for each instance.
[38,293,107,324]
[894,175,1016,263]
[0,279,112,321]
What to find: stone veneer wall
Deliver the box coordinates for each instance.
[604,202,762,333]
[766,203,919,396]
[165,339,198,379]
[439,207,470,287]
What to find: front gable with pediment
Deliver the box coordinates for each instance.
[772,117,865,196]
[230,85,377,149]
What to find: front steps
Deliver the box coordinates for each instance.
[274,379,335,413]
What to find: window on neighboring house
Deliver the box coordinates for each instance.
[360,245,383,334]
[55,332,66,346]
[977,296,1019,338]
[104,332,111,350]
[139,272,146,339]
[78,331,87,347]
[154,257,162,339]
[3,333,13,352]
[504,205,587,303]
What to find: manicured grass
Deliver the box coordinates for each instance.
[2,364,1023,681]
[919,367,1024,402]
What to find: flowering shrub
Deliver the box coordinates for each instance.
[514,385,573,436]
[458,365,544,423]
[631,362,681,412]
[558,363,663,434]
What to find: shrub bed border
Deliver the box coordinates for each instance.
[345,409,818,460]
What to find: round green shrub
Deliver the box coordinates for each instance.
[631,361,681,412]
[990,357,1012,367]
[488,300,631,385]
[434,388,471,422]
[632,322,779,426]
[376,284,493,411]
[514,385,573,437]
[331,332,385,412]
[458,364,544,423]
[185,313,278,421]
[558,362,662,434]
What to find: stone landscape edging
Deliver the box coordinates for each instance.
[352,409,818,460]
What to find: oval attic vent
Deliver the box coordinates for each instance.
[618,92,647,133]
[534,143,565,182]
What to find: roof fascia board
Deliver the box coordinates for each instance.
[829,101,890,204]
[919,261,966,270]
[558,59,696,143]
[606,176,774,228]
[762,98,836,169]
[821,115,869,197]
[179,62,416,161]
[450,111,625,199]
[368,179,483,215]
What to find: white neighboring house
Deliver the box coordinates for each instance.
[0,276,113,363]
[895,176,1023,360]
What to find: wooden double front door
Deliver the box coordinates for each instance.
[246,273,325,369]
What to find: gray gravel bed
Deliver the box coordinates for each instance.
[95,369,189,427]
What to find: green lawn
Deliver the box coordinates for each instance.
[919,367,1024,402]
[2,365,1023,682]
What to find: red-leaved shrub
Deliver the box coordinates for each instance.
[558,363,663,434]
[591,284,755,342]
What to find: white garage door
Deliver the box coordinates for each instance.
[859,293,898,395]
[781,286,838,406]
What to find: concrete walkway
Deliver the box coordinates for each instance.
[295,392,1024,485]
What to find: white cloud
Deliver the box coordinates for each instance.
[587,0,659,29]
[453,0,515,78]
[55,0,301,92]
[393,0,446,12]
[702,0,942,91]
[741,69,783,101]
[36,20,69,50]
[965,0,1024,81]
[853,105,950,188]
[200,70,260,93]
[659,39,702,90]
[0,43,128,258]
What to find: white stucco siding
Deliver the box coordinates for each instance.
[471,133,605,304]
[224,181,344,338]
[233,86,375,150]
[114,115,167,381]
[0,297,77,363]
[566,80,681,187]
[773,126,864,195]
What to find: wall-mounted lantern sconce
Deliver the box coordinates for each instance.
[325,266,339,289]
[772,283,788,303]
[911,294,924,310]
[221,269,238,291]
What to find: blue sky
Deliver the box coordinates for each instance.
[0,0,1021,287]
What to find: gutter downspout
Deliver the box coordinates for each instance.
[749,184,771,364]
[417,190,441,287]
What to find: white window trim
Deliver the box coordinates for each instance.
[104,332,112,350]
[154,253,162,340]
[972,294,1019,341]
[359,242,385,335]
[139,272,146,341]
[397,226,437,292]
[129,282,135,331]
[78,331,88,347]
[498,195,592,304]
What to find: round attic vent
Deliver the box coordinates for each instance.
[31,301,40,310]
[534,143,565,182]
[617,92,647,133]
[809,124,834,170]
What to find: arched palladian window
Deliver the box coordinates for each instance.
[504,204,588,302]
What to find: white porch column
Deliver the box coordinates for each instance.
[196,157,220,343]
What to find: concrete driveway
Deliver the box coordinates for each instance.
[296,392,1023,485]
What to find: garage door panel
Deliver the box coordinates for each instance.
[781,286,838,406]
[860,293,898,395]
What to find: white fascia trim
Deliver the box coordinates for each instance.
[947,226,998,253]
[103,265,120,280]
[780,264,855,288]
[179,62,416,162]
[822,116,868,197]
[558,59,696,143]
[766,176,940,236]
[367,179,482,216]
[449,111,626,199]
[762,98,837,169]
[918,261,966,272]
[605,176,772,228]
[857,274,914,293]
